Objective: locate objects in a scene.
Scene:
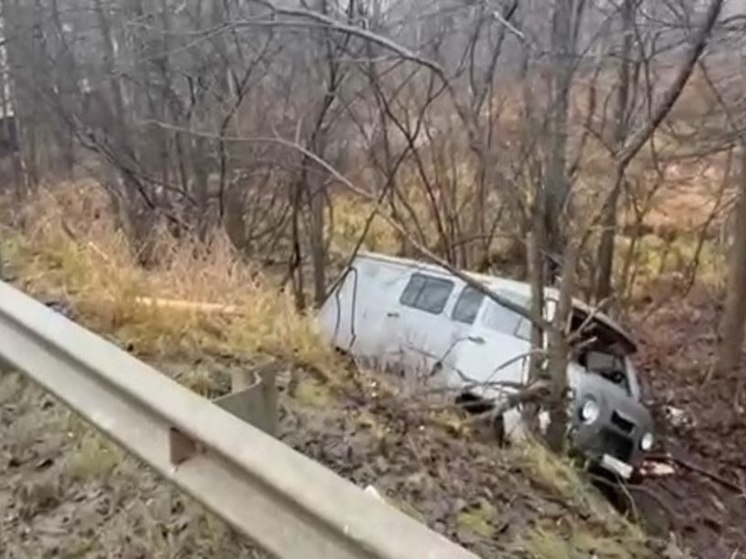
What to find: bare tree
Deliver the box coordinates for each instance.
[594,0,726,302]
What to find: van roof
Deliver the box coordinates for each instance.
[353,251,636,352]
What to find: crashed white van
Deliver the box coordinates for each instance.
[318,251,655,480]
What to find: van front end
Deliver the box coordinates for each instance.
[569,374,655,481]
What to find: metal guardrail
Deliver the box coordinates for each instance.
[0,280,479,559]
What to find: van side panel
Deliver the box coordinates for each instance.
[318,256,414,362]
[317,266,358,352]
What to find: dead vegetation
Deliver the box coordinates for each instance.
[2,182,340,373]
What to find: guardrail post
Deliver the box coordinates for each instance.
[258,363,279,436]
[213,361,279,437]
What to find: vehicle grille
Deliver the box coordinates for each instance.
[610,411,635,434]
[601,428,633,462]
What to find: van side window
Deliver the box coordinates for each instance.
[399,273,454,314]
[481,291,531,340]
[451,286,485,324]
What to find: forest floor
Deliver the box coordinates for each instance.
[1,184,745,558]
[628,282,746,558]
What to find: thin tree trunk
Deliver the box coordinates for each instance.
[544,0,575,280]
[309,180,327,306]
[523,214,545,432]
[290,179,306,311]
[594,0,634,302]
[717,145,746,375]
[94,0,127,153]
[545,243,579,453]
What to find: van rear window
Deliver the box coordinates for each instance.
[399,273,454,314]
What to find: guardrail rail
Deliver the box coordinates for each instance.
[0,280,478,559]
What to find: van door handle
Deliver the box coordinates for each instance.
[387,311,400,318]
[468,335,485,344]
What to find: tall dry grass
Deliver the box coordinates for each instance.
[3,181,340,372]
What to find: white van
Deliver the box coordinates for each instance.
[318,252,655,480]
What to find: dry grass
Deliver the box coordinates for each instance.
[3,182,341,374]
[616,233,726,302]
[327,194,400,258]
[515,441,612,516]
[0,373,264,558]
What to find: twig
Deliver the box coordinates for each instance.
[566,296,614,345]
[616,0,725,169]
[491,10,529,46]
[241,1,447,80]
[463,379,551,426]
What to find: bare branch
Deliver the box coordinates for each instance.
[617,0,726,169]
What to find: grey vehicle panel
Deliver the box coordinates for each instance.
[571,372,654,467]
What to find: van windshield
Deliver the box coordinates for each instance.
[569,308,634,394]
[483,293,634,393]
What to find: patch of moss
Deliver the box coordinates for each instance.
[60,537,95,558]
[66,432,124,482]
[457,499,496,538]
[294,377,333,408]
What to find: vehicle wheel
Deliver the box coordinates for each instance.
[455,392,493,415]
[490,413,506,446]
[453,392,506,444]
[333,347,351,359]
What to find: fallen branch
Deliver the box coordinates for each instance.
[464,379,551,426]
[132,296,242,316]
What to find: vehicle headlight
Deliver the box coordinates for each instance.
[640,432,654,451]
[579,399,600,424]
